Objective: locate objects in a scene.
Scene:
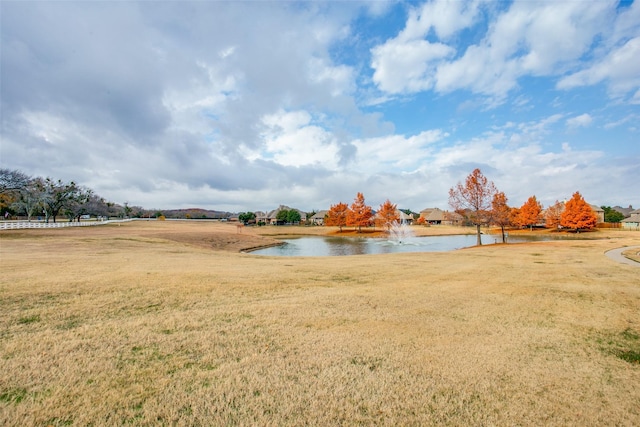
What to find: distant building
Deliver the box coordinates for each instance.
[266,205,307,225]
[613,205,635,218]
[397,210,414,224]
[310,210,328,225]
[621,210,640,230]
[419,207,445,224]
[373,209,414,225]
[589,204,605,223]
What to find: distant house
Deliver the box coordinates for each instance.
[266,205,307,225]
[373,209,413,225]
[621,210,640,230]
[254,211,268,224]
[613,205,635,218]
[419,207,445,225]
[443,210,464,226]
[590,204,605,223]
[310,210,328,225]
[397,210,413,224]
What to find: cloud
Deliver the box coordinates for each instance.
[566,114,593,129]
[371,39,454,93]
[371,1,619,102]
[370,0,480,94]
[557,37,640,99]
[1,1,638,212]
[399,0,482,40]
[256,109,341,168]
[352,129,448,171]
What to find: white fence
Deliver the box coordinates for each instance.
[0,219,133,230]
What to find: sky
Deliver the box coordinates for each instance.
[1,0,639,213]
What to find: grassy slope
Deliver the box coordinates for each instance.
[0,222,639,426]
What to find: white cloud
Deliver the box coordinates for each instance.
[603,114,638,129]
[566,114,593,129]
[400,0,482,41]
[553,1,640,101]
[557,37,640,99]
[372,1,617,101]
[307,57,355,96]
[352,129,448,171]
[610,0,640,47]
[434,44,520,98]
[370,0,482,94]
[256,110,341,168]
[363,0,394,18]
[371,39,454,93]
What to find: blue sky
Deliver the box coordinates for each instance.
[1,0,638,212]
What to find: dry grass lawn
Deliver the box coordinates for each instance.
[1,221,639,426]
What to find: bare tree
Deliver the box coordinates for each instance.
[11,177,47,221]
[64,187,94,222]
[449,168,498,246]
[0,168,31,194]
[42,178,81,223]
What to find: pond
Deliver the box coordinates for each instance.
[249,233,570,257]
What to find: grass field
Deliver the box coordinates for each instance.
[1,221,639,426]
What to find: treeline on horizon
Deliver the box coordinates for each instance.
[0,169,231,222]
[0,168,629,227]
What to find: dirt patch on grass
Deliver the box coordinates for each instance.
[151,230,281,252]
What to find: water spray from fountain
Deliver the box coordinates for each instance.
[387,219,416,245]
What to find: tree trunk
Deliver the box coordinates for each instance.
[476,224,482,246]
[501,225,506,243]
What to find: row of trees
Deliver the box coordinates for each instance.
[0,169,129,222]
[323,169,599,246]
[276,209,302,225]
[325,192,403,232]
[449,168,598,245]
[237,209,304,225]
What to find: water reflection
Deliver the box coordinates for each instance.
[325,236,368,256]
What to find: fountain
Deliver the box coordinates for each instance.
[387,220,416,245]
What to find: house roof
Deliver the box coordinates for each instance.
[443,211,464,221]
[398,210,412,221]
[613,206,635,216]
[373,209,412,221]
[621,213,640,223]
[420,207,445,221]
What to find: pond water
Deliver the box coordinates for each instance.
[249,233,569,257]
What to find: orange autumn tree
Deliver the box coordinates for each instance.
[347,192,373,233]
[491,191,512,243]
[561,191,597,232]
[449,168,498,246]
[545,200,564,230]
[376,199,399,232]
[325,202,349,232]
[516,195,543,230]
